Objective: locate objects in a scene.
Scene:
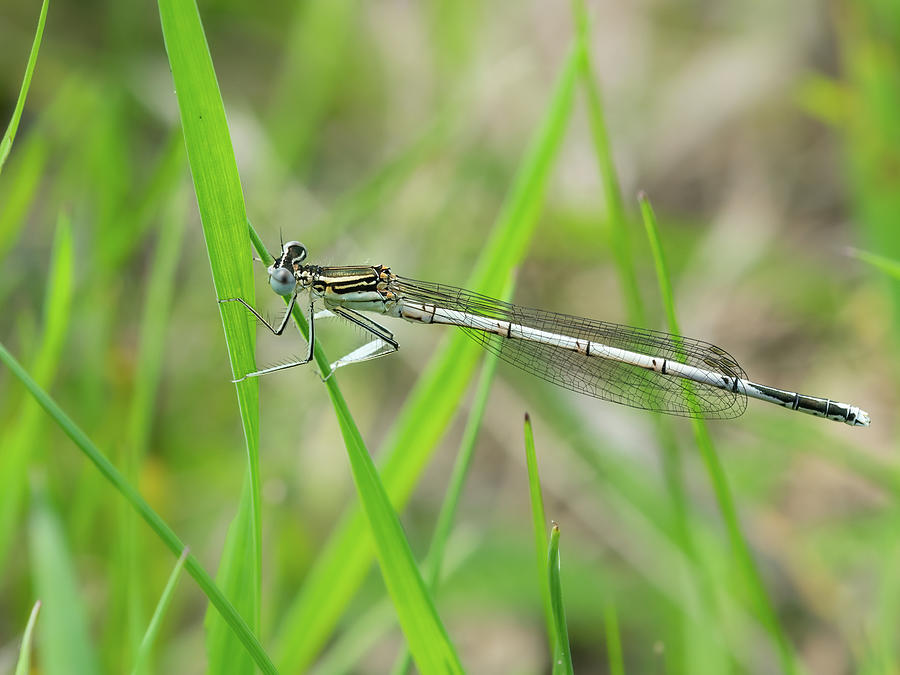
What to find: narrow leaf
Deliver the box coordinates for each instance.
[30,487,100,675]
[639,193,798,675]
[524,413,555,648]
[156,0,262,671]
[131,548,189,675]
[13,601,42,675]
[548,523,574,675]
[0,0,49,174]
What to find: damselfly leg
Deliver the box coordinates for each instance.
[220,294,315,381]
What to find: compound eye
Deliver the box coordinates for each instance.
[269,266,296,296]
[283,241,307,264]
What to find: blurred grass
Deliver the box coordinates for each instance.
[29,484,100,675]
[13,600,41,675]
[524,413,554,647]
[274,39,581,673]
[0,0,47,174]
[548,523,574,675]
[131,547,188,675]
[640,193,797,673]
[0,0,896,673]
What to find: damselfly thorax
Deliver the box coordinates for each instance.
[220,240,871,427]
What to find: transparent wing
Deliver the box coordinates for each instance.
[391,276,748,419]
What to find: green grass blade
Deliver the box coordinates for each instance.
[156,1,262,671]
[116,186,188,664]
[0,134,48,262]
[848,247,900,281]
[267,0,355,172]
[390,275,516,675]
[524,413,555,649]
[0,212,72,570]
[29,485,100,675]
[638,193,798,675]
[131,547,189,675]
[13,600,42,675]
[0,341,279,675]
[0,0,48,175]
[572,0,644,325]
[334,403,464,674]
[575,6,726,660]
[548,523,574,675]
[274,41,581,672]
[603,601,626,675]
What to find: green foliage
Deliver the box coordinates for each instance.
[0,0,893,673]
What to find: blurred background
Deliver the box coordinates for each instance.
[1,0,898,673]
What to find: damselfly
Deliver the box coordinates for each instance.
[220,241,870,427]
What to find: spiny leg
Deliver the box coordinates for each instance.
[323,306,399,379]
[218,291,298,336]
[228,296,317,382]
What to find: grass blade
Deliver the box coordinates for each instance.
[13,600,42,675]
[572,0,644,325]
[603,601,626,675]
[524,413,555,649]
[0,0,49,175]
[156,0,262,671]
[847,247,900,281]
[0,212,73,570]
[638,193,798,674]
[548,523,574,675]
[0,341,279,674]
[390,275,516,675]
[274,41,581,672]
[115,186,188,665]
[574,6,725,664]
[131,548,189,675]
[334,404,464,673]
[0,134,49,263]
[29,485,100,675]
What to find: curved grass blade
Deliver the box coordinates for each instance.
[274,40,582,672]
[13,600,42,675]
[639,193,798,675]
[0,0,49,175]
[548,523,574,675]
[131,548,189,675]
[0,341,279,675]
[156,1,262,671]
